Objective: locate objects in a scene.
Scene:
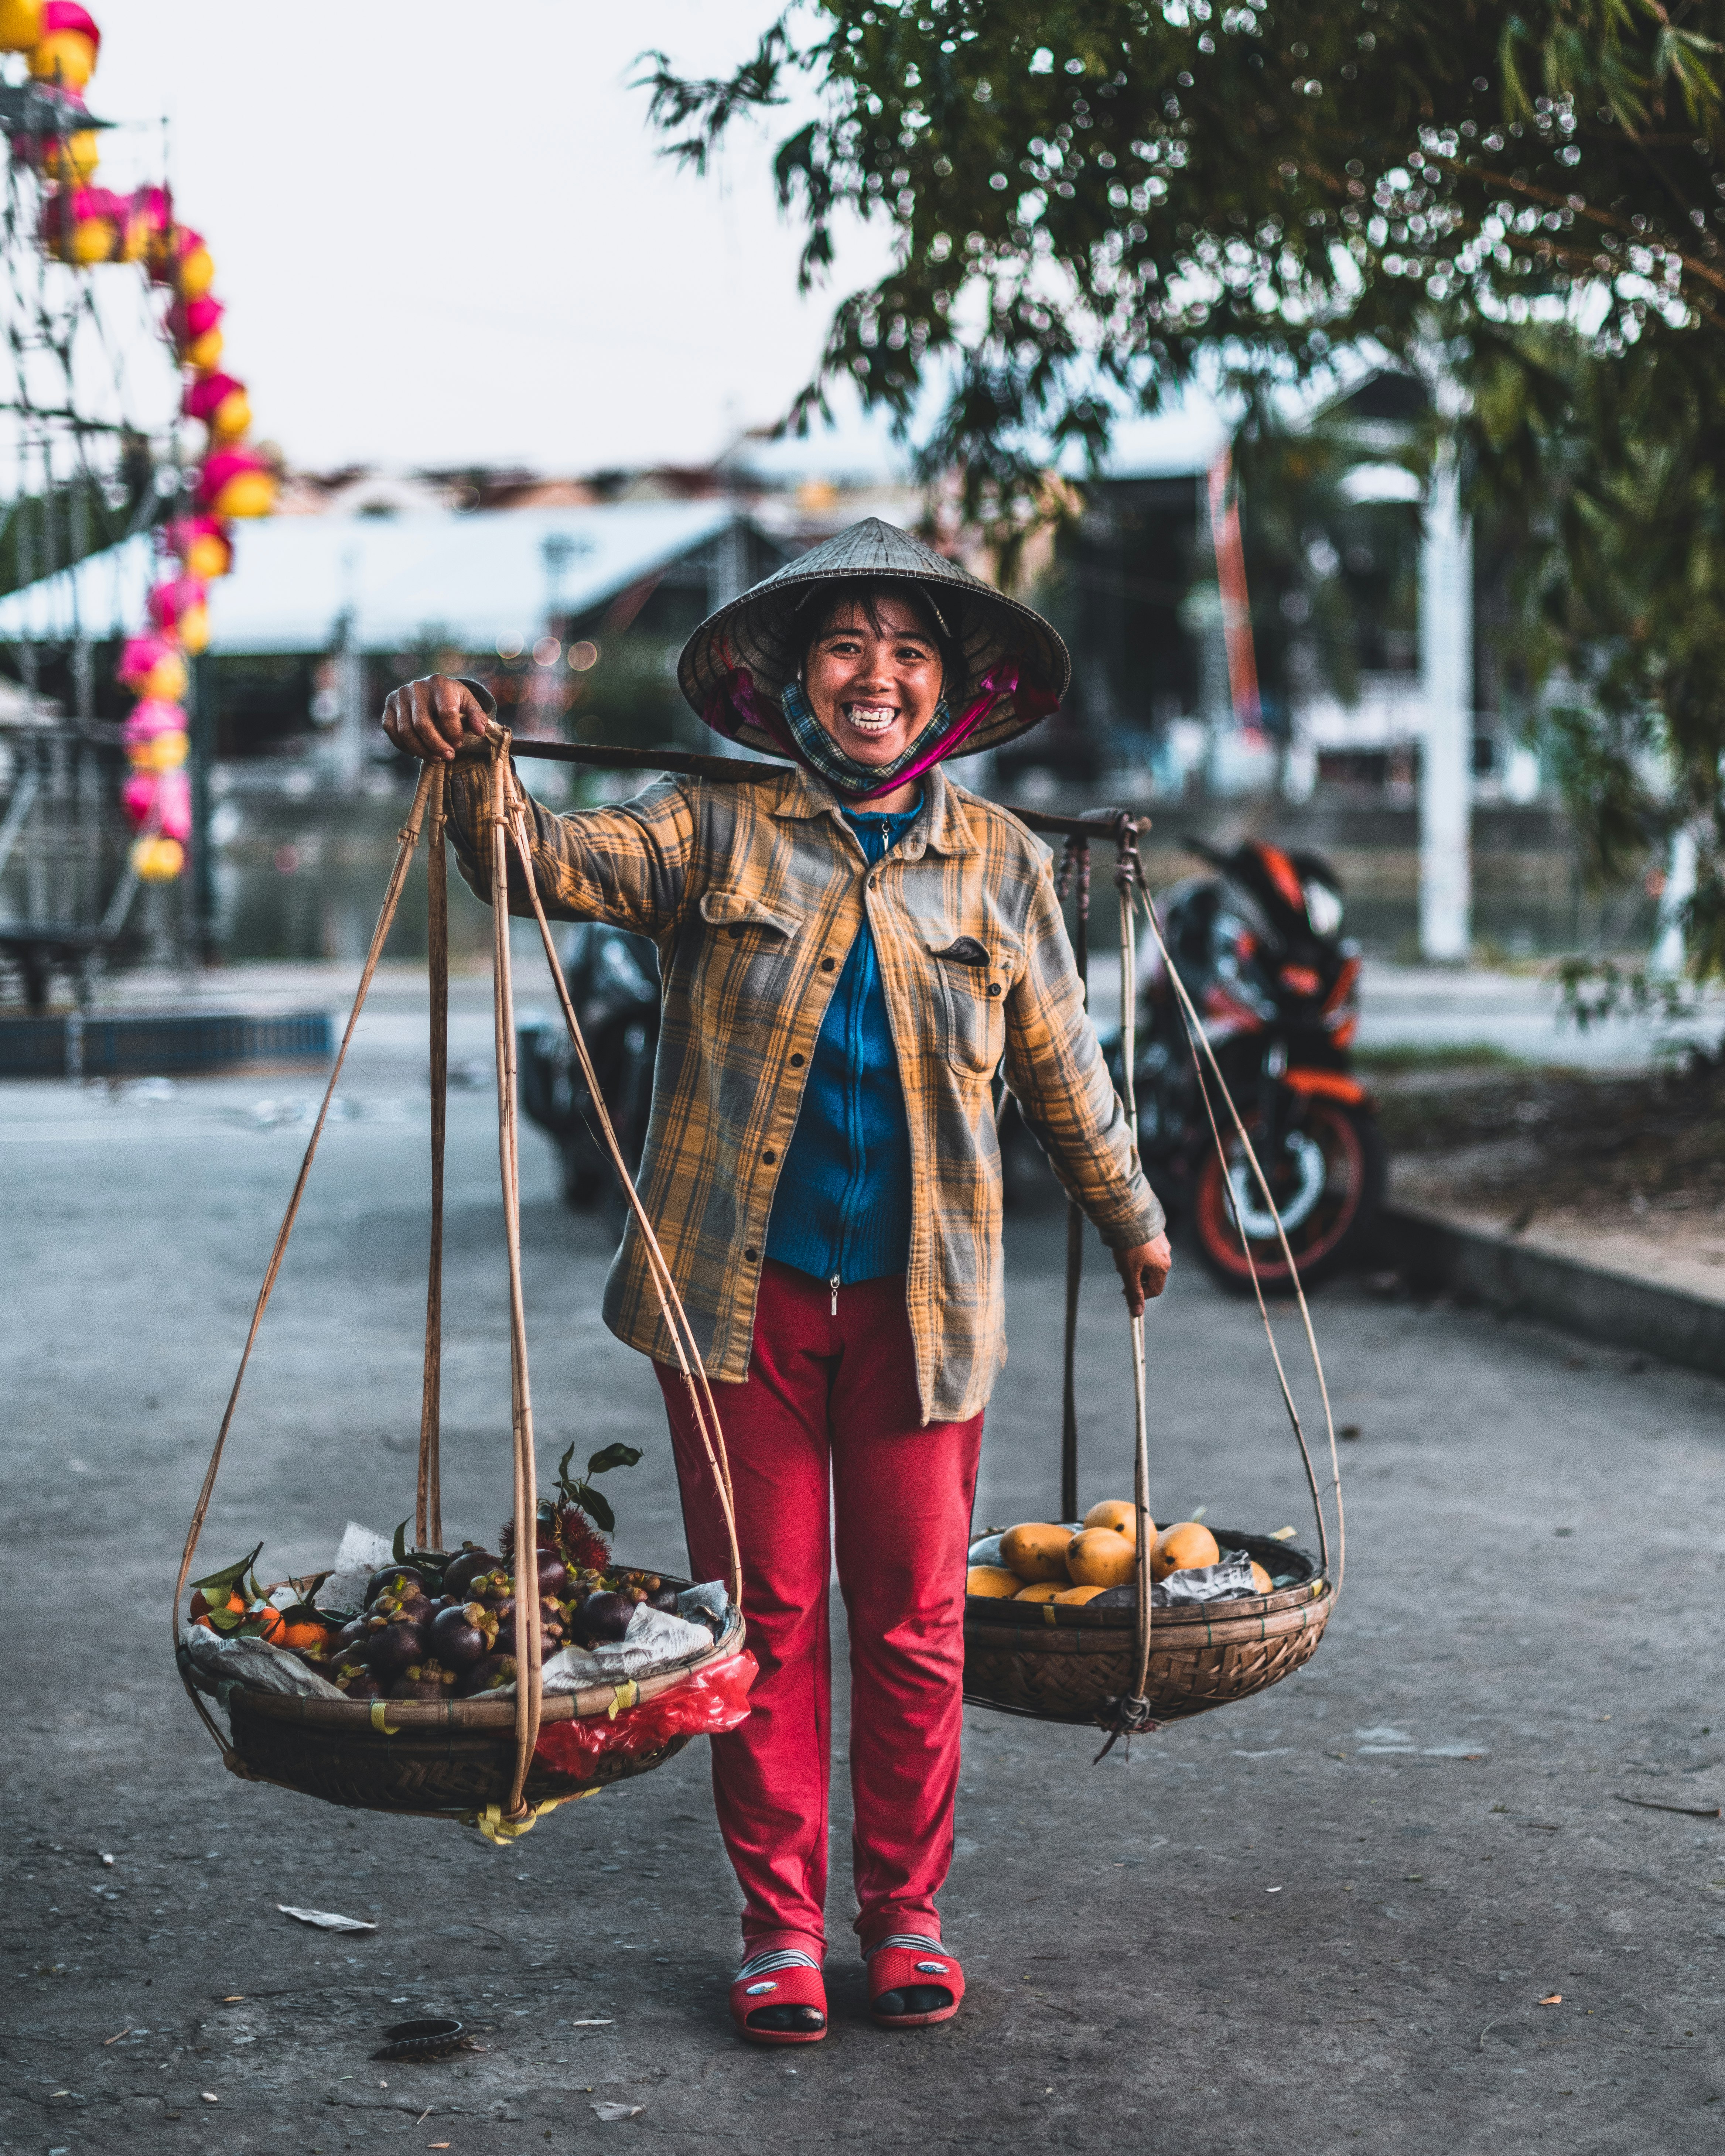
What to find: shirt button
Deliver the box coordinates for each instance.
[820,956,836,972]
[744,1248,759,1263]
[728,924,744,940]
[987,981,1002,997]
[762,1150,776,1164]
[789,1053,805,1068]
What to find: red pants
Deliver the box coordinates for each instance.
[656,1260,983,1961]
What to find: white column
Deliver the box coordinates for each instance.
[1650,823,1698,978]
[1418,444,1473,961]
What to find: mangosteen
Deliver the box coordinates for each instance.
[335,1616,370,1652]
[456,1652,517,1698]
[390,1661,455,1702]
[572,1590,634,1646]
[366,1622,426,1680]
[442,1548,500,1601]
[387,1591,434,1628]
[365,1563,425,1607]
[341,1669,385,1700]
[647,1584,679,1614]
[429,1602,491,1671]
[535,1550,569,1598]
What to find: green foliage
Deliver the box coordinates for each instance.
[552,1440,643,1536]
[644,2,1725,975]
[643,3,1725,485]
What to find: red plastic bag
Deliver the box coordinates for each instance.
[533,1650,757,1776]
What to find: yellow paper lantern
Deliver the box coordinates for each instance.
[131,835,185,882]
[42,129,99,183]
[30,28,96,89]
[177,603,210,655]
[0,0,44,52]
[211,468,275,519]
[130,729,189,772]
[184,528,230,580]
[174,243,214,298]
[186,326,224,370]
[141,651,188,703]
[69,214,113,264]
[209,388,251,443]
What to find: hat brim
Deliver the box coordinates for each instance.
[676,526,1070,759]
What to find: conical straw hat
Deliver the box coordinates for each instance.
[677,517,1070,757]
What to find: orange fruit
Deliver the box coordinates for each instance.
[277,1618,331,1650]
[1053,1583,1106,1605]
[1065,1528,1137,1588]
[1014,1581,1065,1602]
[1150,1522,1220,1581]
[1082,1499,1140,1542]
[966,1565,1020,1599]
[1249,1560,1273,1595]
[1000,1523,1074,1584]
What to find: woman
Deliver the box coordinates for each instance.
[382,518,1170,2044]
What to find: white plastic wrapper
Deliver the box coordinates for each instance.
[1151,1552,1260,1605]
[491,1602,717,1699]
[181,1625,347,1700]
[312,1521,393,1615]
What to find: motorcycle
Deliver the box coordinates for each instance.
[518,921,660,1219]
[1129,837,1385,1292]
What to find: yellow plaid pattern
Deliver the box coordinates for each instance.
[447,757,1162,1423]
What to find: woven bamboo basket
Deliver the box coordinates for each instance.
[174,746,748,1830]
[963,1530,1330,1725]
[202,1591,747,1817]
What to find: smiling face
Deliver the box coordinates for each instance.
[801,592,946,771]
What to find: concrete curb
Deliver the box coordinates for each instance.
[1380,1202,1725,1380]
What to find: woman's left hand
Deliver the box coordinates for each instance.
[1112,1235,1173,1316]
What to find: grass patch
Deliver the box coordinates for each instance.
[1355,1041,1526,1074]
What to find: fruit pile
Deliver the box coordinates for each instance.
[186,1445,683,1702]
[967,1500,1272,1607]
[189,1544,682,1702]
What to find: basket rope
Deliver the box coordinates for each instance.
[173,733,742,1822]
[1128,865,1345,1597]
[1041,815,1346,1755]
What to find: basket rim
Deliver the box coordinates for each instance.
[215,1599,745,1731]
[966,1526,1325,1630]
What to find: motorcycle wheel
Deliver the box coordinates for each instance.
[1191,1099,1385,1293]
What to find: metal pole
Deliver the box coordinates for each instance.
[190,653,218,966]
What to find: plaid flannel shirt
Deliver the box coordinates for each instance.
[447,754,1162,1423]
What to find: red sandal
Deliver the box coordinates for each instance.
[866,1934,964,2029]
[729,1946,828,2045]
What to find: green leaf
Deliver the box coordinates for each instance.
[586,1443,643,1478]
[575,1482,616,1535]
[554,1441,581,1503]
[392,1518,410,1563]
[189,1543,264,1607]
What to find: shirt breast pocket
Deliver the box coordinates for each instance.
[695,888,805,1023]
[927,933,1017,1079]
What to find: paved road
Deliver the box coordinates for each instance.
[3,986,1723,2153]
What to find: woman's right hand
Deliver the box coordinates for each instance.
[381,674,492,762]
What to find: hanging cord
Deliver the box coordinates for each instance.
[1054,835,1090,1523]
[172,762,441,1755]
[493,748,741,1595]
[418,762,447,1550]
[485,749,544,1817]
[1094,817,1157,1761]
[1129,874,1345,1598]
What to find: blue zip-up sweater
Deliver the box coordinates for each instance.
[765,798,921,1287]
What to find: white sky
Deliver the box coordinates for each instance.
[88,0,895,475]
